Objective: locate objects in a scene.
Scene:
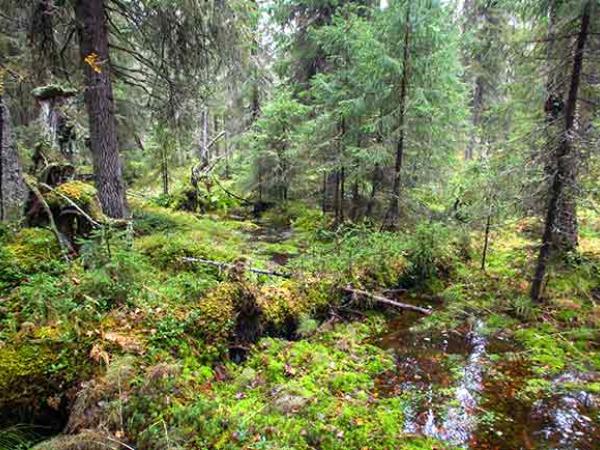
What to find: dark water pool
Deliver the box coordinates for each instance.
[374,304,600,449]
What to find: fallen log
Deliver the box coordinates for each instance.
[181,256,292,278]
[342,286,432,315]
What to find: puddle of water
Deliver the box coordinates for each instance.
[247,225,296,267]
[531,372,600,450]
[270,252,290,266]
[375,308,488,446]
[472,355,537,449]
[376,312,600,450]
[249,226,293,244]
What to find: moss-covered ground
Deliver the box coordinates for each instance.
[1,200,599,449]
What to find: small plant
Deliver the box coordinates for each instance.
[403,222,453,287]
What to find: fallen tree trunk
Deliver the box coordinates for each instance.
[183,258,432,315]
[181,256,292,278]
[343,286,432,315]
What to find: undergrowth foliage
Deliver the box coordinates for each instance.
[0,198,599,449]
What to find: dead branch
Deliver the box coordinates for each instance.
[343,286,432,315]
[181,256,292,278]
[40,182,102,228]
[211,176,253,205]
[25,178,72,262]
[207,130,226,150]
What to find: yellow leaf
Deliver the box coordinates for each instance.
[84,53,103,73]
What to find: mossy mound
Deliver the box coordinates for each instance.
[257,278,335,328]
[0,344,57,404]
[130,200,203,235]
[127,319,443,449]
[32,85,77,101]
[45,181,103,219]
[0,341,89,422]
[194,282,238,347]
[0,228,63,287]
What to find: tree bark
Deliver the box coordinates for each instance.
[543,0,578,252]
[465,77,483,160]
[75,0,127,218]
[339,165,345,223]
[321,171,327,214]
[531,0,591,301]
[366,164,381,218]
[30,0,60,82]
[481,212,491,271]
[333,169,341,223]
[161,147,169,196]
[0,95,28,222]
[350,181,360,221]
[199,105,209,166]
[388,2,411,228]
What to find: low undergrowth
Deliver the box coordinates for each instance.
[1,201,599,449]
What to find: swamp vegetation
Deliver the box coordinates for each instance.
[1,0,600,449]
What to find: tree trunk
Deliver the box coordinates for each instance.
[30,0,59,82]
[213,115,221,157]
[333,170,341,224]
[75,0,127,218]
[388,2,411,229]
[340,166,345,223]
[466,77,483,160]
[0,95,28,222]
[199,106,209,166]
[249,0,261,123]
[366,164,381,218]
[481,212,491,271]
[531,0,591,301]
[542,0,579,252]
[321,172,327,214]
[161,148,169,196]
[350,181,360,221]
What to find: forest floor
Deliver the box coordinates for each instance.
[1,199,600,449]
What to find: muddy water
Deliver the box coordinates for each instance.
[375,305,600,449]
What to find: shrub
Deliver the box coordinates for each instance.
[402,222,454,287]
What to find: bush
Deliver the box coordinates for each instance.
[76,249,150,307]
[402,223,454,287]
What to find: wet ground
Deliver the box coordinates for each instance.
[247,224,296,267]
[374,297,600,450]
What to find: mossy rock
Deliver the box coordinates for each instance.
[32,84,77,101]
[0,341,92,425]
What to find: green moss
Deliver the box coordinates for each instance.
[131,201,204,235]
[514,328,566,374]
[7,228,60,269]
[193,282,238,346]
[31,84,77,100]
[0,228,63,286]
[46,181,102,218]
[0,342,87,407]
[135,319,442,449]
